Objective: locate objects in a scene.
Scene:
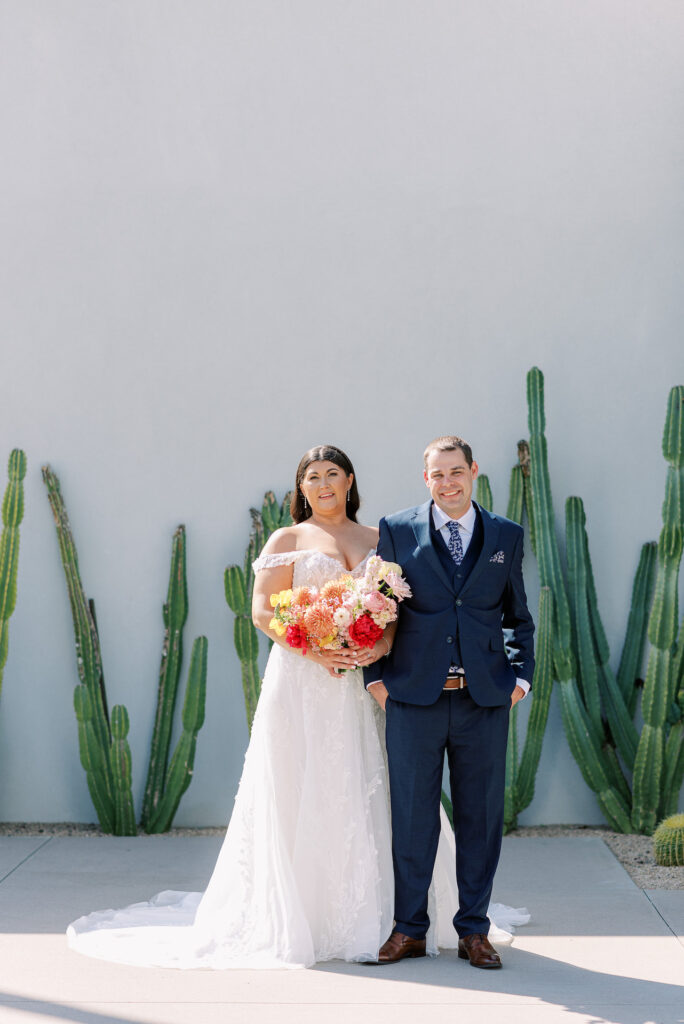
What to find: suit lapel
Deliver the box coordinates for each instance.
[459,503,501,595]
[411,501,453,592]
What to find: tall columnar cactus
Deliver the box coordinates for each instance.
[632,386,684,833]
[73,683,115,833]
[110,705,137,836]
[499,443,554,832]
[523,371,683,833]
[0,449,27,699]
[43,465,120,828]
[525,369,632,831]
[476,474,492,512]
[44,466,208,834]
[225,491,292,731]
[145,635,208,834]
[140,526,189,831]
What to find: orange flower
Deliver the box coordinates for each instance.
[303,602,338,642]
[291,586,314,607]
[320,578,352,605]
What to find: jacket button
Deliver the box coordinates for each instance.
[455,598,463,607]
[446,636,454,644]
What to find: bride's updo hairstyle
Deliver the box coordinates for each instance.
[291,445,361,524]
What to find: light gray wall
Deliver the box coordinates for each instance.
[0,1,682,826]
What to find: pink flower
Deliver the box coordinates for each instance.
[362,591,386,614]
[385,572,412,600]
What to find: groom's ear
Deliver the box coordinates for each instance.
[471,460,479,481]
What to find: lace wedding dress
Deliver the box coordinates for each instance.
[67,549,528,969]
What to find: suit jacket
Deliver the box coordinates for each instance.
[364,500,535,707]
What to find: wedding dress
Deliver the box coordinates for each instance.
[67,549,529,969]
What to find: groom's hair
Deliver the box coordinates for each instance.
[423,436,473,469]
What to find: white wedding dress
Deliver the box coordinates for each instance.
[67,549,529,969]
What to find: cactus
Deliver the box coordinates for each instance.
[43,465,116,826]
[140,526,188,830]
[0,449,27,700]
[73,684,115,833]
[632,386,684,833]
[476,475,492,512]
[616,542,658,716]
[110,705,137,836]
[225,491,292,731]
[566,497,639,773]
[146,635,208,834]
[44,466,207,834]
[502,442,554,832]
[525,370,632,832]
[520,373,684,834]
[653,813,684,866]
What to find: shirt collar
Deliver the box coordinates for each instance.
[432,501,477,536]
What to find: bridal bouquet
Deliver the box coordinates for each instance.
[269,555,411,657]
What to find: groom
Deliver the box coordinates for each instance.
[365,435,535,968]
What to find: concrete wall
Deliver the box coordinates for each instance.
[0,1,682,826]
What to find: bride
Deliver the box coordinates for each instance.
[67,444,527,969]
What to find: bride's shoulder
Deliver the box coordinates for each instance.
[260,525,304,555]
[356,523,379,547]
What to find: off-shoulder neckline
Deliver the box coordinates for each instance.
[259,548,375,573]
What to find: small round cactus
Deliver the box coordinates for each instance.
[653,813,684,867]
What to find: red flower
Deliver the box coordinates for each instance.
[348,613,383,649]
[286,623,309,653]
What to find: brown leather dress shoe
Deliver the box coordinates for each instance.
[374,931,427,964]
[458,933,502,969]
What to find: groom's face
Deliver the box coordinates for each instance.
[424,448,478,520]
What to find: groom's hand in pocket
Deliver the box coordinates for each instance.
[510,684,525,708]
[368,681,389,711]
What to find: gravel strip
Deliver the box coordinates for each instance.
[1,821,682,890]
[508,824,684,890]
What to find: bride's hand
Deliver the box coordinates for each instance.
[309,645,360,676]
[348,638,390,669]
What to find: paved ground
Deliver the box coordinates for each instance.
[0,834,682,1024]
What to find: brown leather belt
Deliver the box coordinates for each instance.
[444,676,468,690]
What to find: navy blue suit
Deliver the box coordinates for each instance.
[364,500,535,939]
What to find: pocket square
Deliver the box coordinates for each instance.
[489,551,505,564]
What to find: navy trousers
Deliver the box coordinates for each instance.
[385,688,510,939]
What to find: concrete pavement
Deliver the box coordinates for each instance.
[0,834,682,1024]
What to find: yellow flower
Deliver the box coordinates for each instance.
[380,561,402,577]
[269,617,287,636]
[270,589,293,608]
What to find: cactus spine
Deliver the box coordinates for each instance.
[140,526,188,830]
[653,813,684,866]
[632,386,684,833]
[0,449,27,699]
[225,491,292,731]
[146,635,208,833]
[44,466,207,834]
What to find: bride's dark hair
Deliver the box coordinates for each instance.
[291,445,360,524]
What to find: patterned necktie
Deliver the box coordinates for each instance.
[447,520,464,565]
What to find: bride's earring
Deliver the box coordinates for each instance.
[347,490,350,503]
[303,494,308,511]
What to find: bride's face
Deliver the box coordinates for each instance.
[301,460,352,517]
